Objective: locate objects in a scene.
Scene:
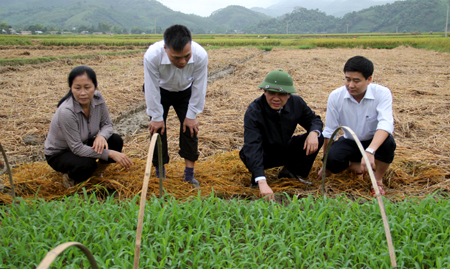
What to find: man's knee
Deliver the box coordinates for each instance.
[375,135,396,164]
[179,149,199,163]
[325,146,349,174]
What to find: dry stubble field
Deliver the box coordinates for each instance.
[1,45,449,200]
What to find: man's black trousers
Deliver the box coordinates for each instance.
[240,133,324,185]
[152,87,199,167]
[325,135,396,174]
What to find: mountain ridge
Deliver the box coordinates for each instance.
[0,0,269,33]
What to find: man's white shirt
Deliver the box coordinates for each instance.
[322,83,394,141]
[143,40,208,121]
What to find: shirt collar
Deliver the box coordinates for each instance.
[344,84,375,102]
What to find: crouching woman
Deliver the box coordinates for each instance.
[44,66,133,188]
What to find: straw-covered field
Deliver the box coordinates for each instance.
[1,43,449,203]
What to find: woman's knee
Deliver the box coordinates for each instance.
[69,158,97,182]
[107,133,123,152]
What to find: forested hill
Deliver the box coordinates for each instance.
[251,0,396,18]
[244,0,450,34]
[0,0,268,33]
[209,6,270,33]
[244,8,338,34]
[339,0,449,33]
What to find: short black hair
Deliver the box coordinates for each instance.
[57,65,98,107]
[163,24,192,51]
[343,56,374,80]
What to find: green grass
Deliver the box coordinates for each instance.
[1,191,450,268]
[1,34,450,66]
[298,44,317,49]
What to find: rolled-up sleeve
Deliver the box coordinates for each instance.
[186,51,208,119]
[322,92,340,139]
[144,50,164,121]
[376,89,394,134]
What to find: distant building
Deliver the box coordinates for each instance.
[50,31,58,35]
[105,32,113,35]
[20,31,32,35]
[9,28,17,34]
[80,31,89,35]
[61,31,72,34]
[35,31,43,34]
[93,32,103,35]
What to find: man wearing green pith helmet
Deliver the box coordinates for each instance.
[240,70,324,201]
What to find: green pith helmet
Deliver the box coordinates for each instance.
[258,69,296,94]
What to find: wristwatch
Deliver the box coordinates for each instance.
[365,148,375,155]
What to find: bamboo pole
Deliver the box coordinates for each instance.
[0,142,15,199]
[36,242,99,269]
[133,133,163,269]
[321,126,397,268]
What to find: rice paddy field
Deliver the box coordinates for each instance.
[1,34,450,268]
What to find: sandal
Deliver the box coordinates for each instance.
[371,182,386,197]
[62,173,75,189]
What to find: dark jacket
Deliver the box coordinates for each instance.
[240,94,323,177]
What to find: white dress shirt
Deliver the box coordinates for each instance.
[323,83,394,141]
[143,40,208,121]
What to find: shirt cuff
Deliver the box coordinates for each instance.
[255,176,267,182]
[186,109,197,120]
[100,149,110,161]
[150,115,164,122]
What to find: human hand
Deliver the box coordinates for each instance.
[92,135,108,154]
[149,120,165,136]
[361,154,375,174]
[258,180,275,201]
[317,167,324,180]
[317,167,331,180]
[303,131,319,155]
[109,150,134,169]
[183,118,199,138]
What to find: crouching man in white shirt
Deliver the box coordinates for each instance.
[318,56,396,197]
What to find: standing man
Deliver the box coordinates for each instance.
[144,24,208,187]
[318,56,396,196]
[240,70,324,201]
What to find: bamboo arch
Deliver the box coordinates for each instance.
[36,242,99,269]
[0,142,15,199]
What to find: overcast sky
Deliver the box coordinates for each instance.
[155,0,392,17]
